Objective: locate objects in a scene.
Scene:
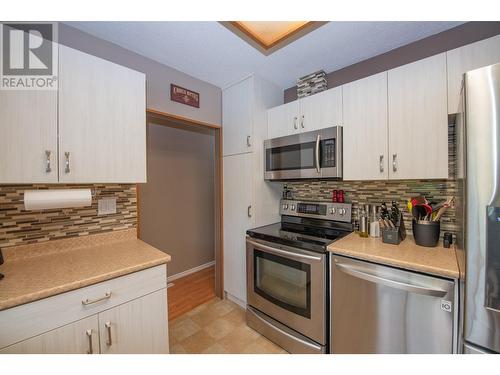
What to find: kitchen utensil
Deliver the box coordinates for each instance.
[412,205,427,220]
[412,219,440,247]
[433,206,448,221]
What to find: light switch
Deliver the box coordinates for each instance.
[98,197,117,216]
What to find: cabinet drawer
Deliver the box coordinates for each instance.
[0,265,166,349]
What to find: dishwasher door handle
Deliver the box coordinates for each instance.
[334,261,448,298]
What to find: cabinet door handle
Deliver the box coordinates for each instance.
[64,152,71,174]
[379,155,384,173]
[105,321,112,346]
[300,115,305,129]
[246,135,251,147]
[45,150,52,173]
[392,154,398,173]
[247,205,252,218]
[82,291,112,306]
[293,117,298,130]
[86,329,93,354]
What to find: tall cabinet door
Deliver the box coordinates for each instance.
[388,53,448,180]
[299,86,342,132]
[98,289,169,354]
[0,90,58,183]
[0,315,99,354]
[447,35,500,113]
[58,45,146,183]
[223,77,253,156]
[223,153,254,303]
[343,72,388,180]
[267,100,300,139]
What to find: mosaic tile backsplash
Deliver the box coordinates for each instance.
[285,179,457,237]
[0,184,137,248]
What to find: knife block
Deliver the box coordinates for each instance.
[382,213,407,245]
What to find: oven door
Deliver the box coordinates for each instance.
[246,238,326,344]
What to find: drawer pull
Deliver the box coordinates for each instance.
[82,291,112,306]
[86,329,93,354]
[105,321,112,346]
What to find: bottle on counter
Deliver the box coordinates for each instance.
[370,205,381,238]
[359,208,369,238]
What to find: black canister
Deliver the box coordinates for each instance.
[412,219,441,247]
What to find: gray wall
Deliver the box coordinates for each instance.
[139,122,215,276]
[284,21,500,102]
[58,23,221,125]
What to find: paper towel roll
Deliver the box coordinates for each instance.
[24,189,92,210]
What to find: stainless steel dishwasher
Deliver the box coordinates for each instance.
[330,254,456,353]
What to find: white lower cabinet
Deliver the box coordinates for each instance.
[0,266,168,354]
[98,289,168,354]
[0,315,100,354]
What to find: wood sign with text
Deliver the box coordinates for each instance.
[170,84,200,108]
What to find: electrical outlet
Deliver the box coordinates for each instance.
[98,197,117,216]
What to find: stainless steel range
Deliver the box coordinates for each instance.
[245,199,353,354]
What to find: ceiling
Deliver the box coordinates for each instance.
[65,21,463,90]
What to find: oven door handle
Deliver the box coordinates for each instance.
[315,133,321,174]
[247,239,323,262]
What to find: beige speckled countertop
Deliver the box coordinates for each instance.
[0,229,171,311]
[327,233,460,279]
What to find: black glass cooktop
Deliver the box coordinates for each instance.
[246,216,353,253]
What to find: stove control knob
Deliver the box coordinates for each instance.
[339,209,345,216]
[291,204,296,211]
[330,207,336,214]
[282,204,289,210]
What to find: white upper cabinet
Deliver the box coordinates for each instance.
[267,87,342,139]
[0,90,58,184]
[299,86,342,132]
[58,45,146,183]
[343,72,388,181]
[447,35,500,113]
[388,53,448,180]
[267,100,300,139]
[222,76,254,156]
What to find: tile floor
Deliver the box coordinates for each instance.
[169,298,288,354]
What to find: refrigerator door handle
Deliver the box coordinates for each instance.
[334,261,448,298]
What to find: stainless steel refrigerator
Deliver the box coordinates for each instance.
[457,62,500,354]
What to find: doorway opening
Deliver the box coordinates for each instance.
[138,109,223,320]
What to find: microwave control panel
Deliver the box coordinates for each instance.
[321,139,336,168]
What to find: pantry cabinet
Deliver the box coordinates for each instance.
[222,75,282,305]
[267,86,342,139]
[447,34,500,114]
[222,76,254,156]
[223,153,254,303]
[58,45,146,183]
[0,43,146,184]
[343,72,388,180]
[388,53,448,180]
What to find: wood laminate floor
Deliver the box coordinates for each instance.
[168,265,216,321]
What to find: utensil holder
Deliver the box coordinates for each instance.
[382,213,406,245]
[412,219,440,247]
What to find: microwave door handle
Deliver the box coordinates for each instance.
[315,133,321,173]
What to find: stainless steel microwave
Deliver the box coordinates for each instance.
[264,126,343,180]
